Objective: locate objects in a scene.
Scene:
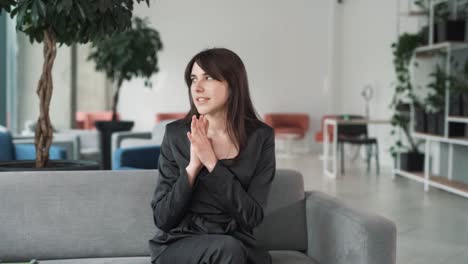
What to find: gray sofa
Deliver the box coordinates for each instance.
[0,169,396,264]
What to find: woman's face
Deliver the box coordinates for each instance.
[190,62,229,116]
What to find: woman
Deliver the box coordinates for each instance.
[149,48,276,264]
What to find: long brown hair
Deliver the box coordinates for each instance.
[183,48,260,152]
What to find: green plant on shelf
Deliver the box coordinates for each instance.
[390,32,425,158]
[452,59,468,93]
[425,65,455,113]
[414,0,451,22]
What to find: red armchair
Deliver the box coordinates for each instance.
[264,113,310,155]
[264,113,309,138]
[155,112,186,123]
[76,111,120,130]
[314,115,338,143]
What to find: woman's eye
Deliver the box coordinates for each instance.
[206,76,213,80]
[191,78,196,82]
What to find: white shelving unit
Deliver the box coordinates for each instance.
[394,0,468,198]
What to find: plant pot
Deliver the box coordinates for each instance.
[95,120,134,170]
[400,152,424,172]
[414,107,427,133]
[463,92,468,117]
[449,123,466,137]
[434,20,467,43]
[426,111,465,136]
[0,160,100,171]
[426,112,444,135]
[449,92,463,116]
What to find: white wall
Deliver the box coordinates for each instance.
[119,0,334,146]
[76,44,109,112]
[15,0,418,167]
[333,0,420,166]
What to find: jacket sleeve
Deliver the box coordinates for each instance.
[198,128,276,231]
[151,126,193,232]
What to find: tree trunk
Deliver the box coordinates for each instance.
[111,79,123,121]
[34,29,57,168]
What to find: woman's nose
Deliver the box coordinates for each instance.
[194,81,204,93]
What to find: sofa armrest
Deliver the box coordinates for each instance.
[111,131,151,165]
[13,135,81,160]
[112,145,160,170]
[305,191,396,264]
[14,144,67,160]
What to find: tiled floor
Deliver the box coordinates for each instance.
[277,152,468,264]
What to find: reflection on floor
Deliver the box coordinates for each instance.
[277,152,468,264]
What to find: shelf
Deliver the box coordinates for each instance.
[399,11,426,17]
[413,132,468,146]
[414,42,468,57]
[447,116,468,123]
[394,169,425,183]
[395,170,468,198]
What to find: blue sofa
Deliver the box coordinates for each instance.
[0,131,66,161]
[112,145,161,170]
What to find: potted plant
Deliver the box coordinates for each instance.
[425,65,465,136]
[425,65,448,135]
[453,59,468,117]
[87,17,163,170]
[0,0,150,170]
[415,0,467,43]
[449,59,466,116]
[390,32,425,172]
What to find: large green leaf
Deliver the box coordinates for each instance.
[88,17,163,86]
[3,0,150,45]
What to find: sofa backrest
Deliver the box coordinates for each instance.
[0,170,156,261]
[151,119,175,145]
[254,169,308,251]
[0,169,307,261]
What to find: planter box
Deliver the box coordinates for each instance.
[95,121,134,170]
[400,152,424,172]
[450,92,463,116]
[414,108,427,133]
[427,112,444,135]
[434,20,468,43]
[427,111,466,136]
[449,123,466,137]
[463,92,468,117]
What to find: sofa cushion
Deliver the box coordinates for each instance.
[37,251,318,264]
[0,169,308,261]
[270,250,318,264]
[254,169,308,251]
[0,170,157,261]
[39,257,150,264]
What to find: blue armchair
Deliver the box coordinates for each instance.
[112,145,160,170]
[0,131,67,161]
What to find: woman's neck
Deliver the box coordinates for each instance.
[205,111,228,138]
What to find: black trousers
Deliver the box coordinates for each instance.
[154,234,247,264]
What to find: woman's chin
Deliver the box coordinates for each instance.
[197,106,211,115]
[196,108,209,115]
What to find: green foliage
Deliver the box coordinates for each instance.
[425,65,454,112]
[88,17,163,86]
[390,32,424,156]
[413,1,450,20]
[2,0,149,45]
[0,0,16,12]
[452,60,468,93]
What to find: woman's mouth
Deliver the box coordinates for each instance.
[196,97,210,104]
